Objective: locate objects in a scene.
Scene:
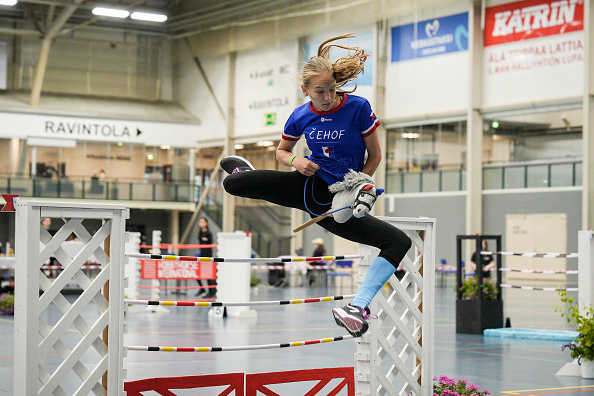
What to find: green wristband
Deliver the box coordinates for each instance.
[289,155,297,167]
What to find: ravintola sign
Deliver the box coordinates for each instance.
[484,0,583,46]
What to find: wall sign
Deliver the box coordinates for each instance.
[234,41,298,137]
[0,112,200,147]
[484,0,583,47]
[391,12,468,62]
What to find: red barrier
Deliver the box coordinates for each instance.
[124,372,244,396]
[139,243,218,249]
[141,259,217,280]
[123,368,353,395]
[246,367,354,396]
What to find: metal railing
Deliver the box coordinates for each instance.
[386,158,581,194]
[0,176,197,202]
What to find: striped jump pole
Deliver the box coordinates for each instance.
[126,293,356,307]
[127,252,363,263]
[125,335,354,353]
[482,251,579,258]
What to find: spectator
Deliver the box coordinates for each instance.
[470,239,495,277]
[196,217,217,298]
[308,238,327,286]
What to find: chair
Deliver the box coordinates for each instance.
[328,260,354,291]
[437,258,457,286]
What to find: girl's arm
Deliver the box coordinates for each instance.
[361,131,382,177]
[276,139,320,176]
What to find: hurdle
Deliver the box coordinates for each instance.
[12,201,436,396]
[13,201,128,396]
[355,217,436,396]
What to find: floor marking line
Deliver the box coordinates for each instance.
[501,385,594,395]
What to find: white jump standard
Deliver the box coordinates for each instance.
[12,201,436,396]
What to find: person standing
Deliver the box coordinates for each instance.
[196,217,217,298]
[470,239,495,278]
[308,238,327,286]
[221,34,411,337]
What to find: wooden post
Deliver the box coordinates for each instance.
[102,233,110,391]
[417,230,424,387]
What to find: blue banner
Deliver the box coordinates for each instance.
[391,12,469,62]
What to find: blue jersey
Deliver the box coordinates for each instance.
[282,94,380,185]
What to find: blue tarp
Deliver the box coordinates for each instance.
[484,328,579,341]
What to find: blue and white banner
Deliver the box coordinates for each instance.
[391,12,468,62]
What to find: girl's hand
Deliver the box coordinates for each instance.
[292,157,319,177]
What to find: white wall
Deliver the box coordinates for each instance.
[173,48,229,145]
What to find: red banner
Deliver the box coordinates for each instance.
[246,367,354,396]
[125,373,244,396]
[141,259,217,280]
[484,0,583,47]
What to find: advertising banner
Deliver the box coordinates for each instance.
[482,0,584,107]
[391,12,469,62]
[484,0,583,47]
[141,260,217,280]
[385,10,469,119]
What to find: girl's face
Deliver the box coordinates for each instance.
[198,219,208,229]
[302,72,340,112]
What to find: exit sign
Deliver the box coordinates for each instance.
[265,113,276,126]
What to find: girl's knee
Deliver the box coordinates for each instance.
[222,174,240,195]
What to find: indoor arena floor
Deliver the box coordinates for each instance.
[1,277,593,395]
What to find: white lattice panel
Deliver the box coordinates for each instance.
[356,217,435,396]
[14,201,128,396]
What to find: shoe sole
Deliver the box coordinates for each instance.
[221,155,255,174]
[332,307,368,337]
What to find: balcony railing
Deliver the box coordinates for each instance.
[386,158,582,194]
[0,176,198,202]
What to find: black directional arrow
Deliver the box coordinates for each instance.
[136,128,142,136]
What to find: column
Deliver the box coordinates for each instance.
[583,0,594,229]
[466,1,484,236]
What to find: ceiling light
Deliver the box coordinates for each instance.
[256,140,274,147]
[401,132,420,139]
[131,11,167,22]
[234,144,244,150]
[0,0,18,5]
[92,7,130,18]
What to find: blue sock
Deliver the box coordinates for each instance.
[351,256,395,308]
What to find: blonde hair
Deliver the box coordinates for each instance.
[301,33,369,93]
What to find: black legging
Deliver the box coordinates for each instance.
[223,170,412,268]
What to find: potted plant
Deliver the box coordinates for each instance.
[433,375,490,396]
[456,276,503,334]
[556,290,594,378]
[0,293,14,315]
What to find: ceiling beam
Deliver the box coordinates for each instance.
[0,27,42,36]
[30,0,83,107]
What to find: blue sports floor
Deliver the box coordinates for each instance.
[1,276,593,395]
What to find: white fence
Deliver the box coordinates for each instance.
[12,201,435,395]
[13,201,128,396]
[357,217,436,396]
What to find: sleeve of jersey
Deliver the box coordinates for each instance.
[359,100,381,137]
[282,112,302,141]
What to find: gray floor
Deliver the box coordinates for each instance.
[1,276,594,395]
